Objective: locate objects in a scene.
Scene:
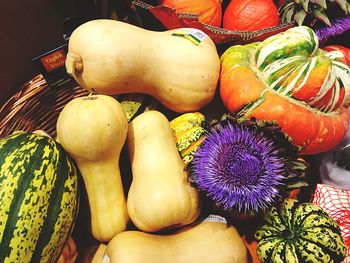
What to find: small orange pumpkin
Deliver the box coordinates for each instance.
[223,0,280,31]
[159,0,222,27]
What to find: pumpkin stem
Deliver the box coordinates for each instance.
[33,130,52,138]
[282,228,295,239]
[84,93,97,100]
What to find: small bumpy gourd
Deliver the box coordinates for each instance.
[56,94,129,242]
[255,198,347,263]
[170,112,207,165]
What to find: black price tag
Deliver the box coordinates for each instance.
[32,43,74,88]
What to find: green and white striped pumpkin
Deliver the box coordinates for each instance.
[255,26,350,112]
[255,198,347,263]
[0,132,80,263]
[220,26,350,155]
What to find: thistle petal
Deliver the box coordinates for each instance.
[310,0,328,9]
[301,0,310,11]
[281,3,297,23]
[294,9,308,25]
[189,116,306,214]
[315,16,350,41]
[335,0,350,13]
[312,7,331,25]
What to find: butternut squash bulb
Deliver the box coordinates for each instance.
[104,215,248,263]
[56,94,129,242]
[127,110,201,232]
[65,19,220,113]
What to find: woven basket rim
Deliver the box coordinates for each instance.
[0,74,89,138]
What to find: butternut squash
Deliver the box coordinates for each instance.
[56,94,129,242]
[65,19,220,113]
[127,110,201,232]
[105,215,248,263]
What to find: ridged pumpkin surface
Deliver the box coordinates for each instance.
[0,132,80,263]
[220,26,350,154]
[255,198,347,262]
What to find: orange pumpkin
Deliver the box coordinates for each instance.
[223,0,279,31]
[159,0,222,27]
[220,27,350,154]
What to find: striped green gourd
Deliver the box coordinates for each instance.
[255,26,350,112]
[255,198,347,263]
[170,112,207,165]
[0,132,80,263]
[117,93,158,122]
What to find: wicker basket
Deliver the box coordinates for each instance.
[0,74,104,261]
[0,75,89,139]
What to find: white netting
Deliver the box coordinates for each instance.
[312,183,350,263]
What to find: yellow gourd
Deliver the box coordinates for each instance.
[56,94,129,242]
[127,110,201,232]
[65,19,220,113]
[105,216,248,263]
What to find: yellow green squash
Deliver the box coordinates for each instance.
[0,132,80,263]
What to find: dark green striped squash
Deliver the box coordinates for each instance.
[0,132,80,263]
[255,198,347,263]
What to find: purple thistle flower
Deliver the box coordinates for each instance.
[315,15,350,43]
[190,121,292,214]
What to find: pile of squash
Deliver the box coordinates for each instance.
[62,19,350,262]
[56,95,248,262]
[1,18,350,263]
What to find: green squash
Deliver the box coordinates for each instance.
[0,132,80,263]
[255,198,347,263]
[170,112,207,165]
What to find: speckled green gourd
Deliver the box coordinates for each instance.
[0,132,80,263]
[117,93,157,122]
[255,198,347,263]
[170,112,207,165]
